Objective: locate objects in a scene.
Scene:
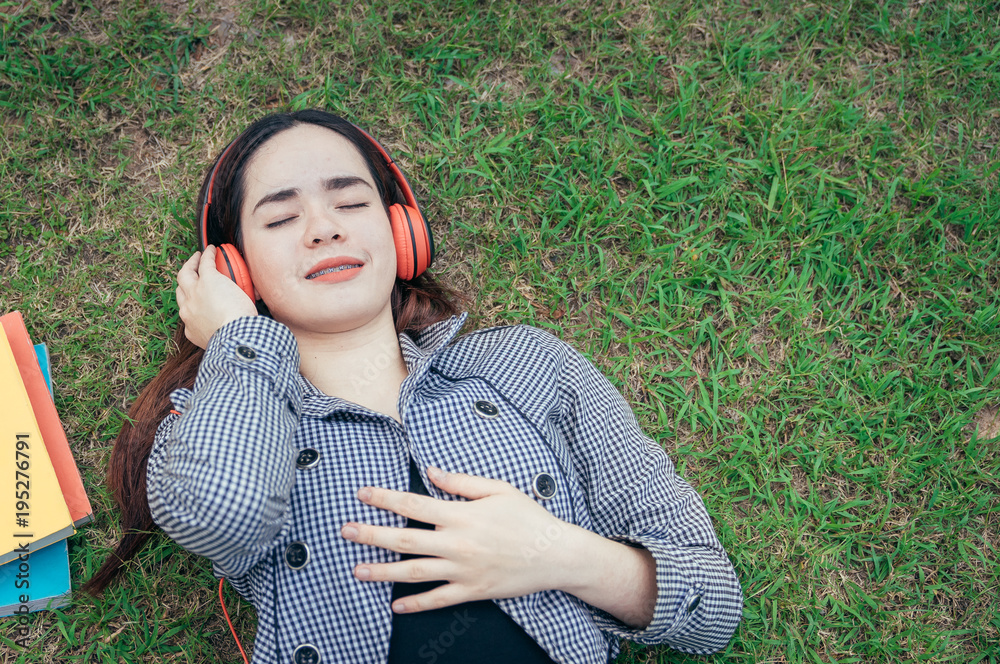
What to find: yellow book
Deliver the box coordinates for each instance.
[0,326,74,565]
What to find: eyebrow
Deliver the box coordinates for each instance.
[251,176,373,214]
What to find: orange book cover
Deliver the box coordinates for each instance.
[0,326,74,563]
[0,312,93,527]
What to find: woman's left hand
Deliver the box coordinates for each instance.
[340,467,578,613]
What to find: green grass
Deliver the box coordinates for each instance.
[1,0,998,661]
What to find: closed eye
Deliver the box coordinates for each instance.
[266,216,296,229]
[266,203,368,228]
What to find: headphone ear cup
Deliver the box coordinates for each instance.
[389,203,432,280]
[215,244,256,301]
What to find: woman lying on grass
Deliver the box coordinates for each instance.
[86,109,742,663]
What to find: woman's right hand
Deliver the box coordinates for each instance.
[176,246,258,349]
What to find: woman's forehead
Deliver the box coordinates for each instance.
[245,124,371,185]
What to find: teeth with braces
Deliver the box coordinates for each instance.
[307,264,362,279]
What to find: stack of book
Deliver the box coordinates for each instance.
[0,311,93,616]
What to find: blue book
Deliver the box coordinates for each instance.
[0,540,71,616]
[34,343,53,400]
[0,344,72,616]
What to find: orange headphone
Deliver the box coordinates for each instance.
[200,123,435,300]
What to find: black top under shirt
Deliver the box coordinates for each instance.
[386,461,557,664]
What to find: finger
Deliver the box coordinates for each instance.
[352,557,454,585]
[176,252,202,288]
[340,522,444,556]
[198,244,218,277]
[392,583,475,614]
[357,486,447,524]
[426,467,516,500]
[182,251,202,270]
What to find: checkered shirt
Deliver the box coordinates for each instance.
[147,314,742,664]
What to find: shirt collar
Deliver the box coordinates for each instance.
[398,312,469,373]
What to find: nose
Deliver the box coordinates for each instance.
[312,233,339,244]
[302,202,345,245]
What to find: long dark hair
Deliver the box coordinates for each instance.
[84,110,461,594]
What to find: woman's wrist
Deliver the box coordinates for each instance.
[552,524,657,629]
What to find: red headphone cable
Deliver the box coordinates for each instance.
[219,578,250,664]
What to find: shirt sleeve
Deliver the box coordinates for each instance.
[539,328,743,654]
[146,316,302,578]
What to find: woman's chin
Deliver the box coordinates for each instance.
[271,301,395,337]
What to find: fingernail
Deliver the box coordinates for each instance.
[392,602,407,613]
[358,487,372,501]
[427,466,446,482]
[341,525,358,540]
[355,565,370,580]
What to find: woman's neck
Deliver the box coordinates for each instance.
[290,310,408,422]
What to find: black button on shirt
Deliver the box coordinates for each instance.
[387,461,556,664]
[473,400,499,418]
[235,345,257,361]
[296,448,321,469]
[293,644,320,664]
[292,644,320,664]
[284,542,310,569]
[532,473,557,499]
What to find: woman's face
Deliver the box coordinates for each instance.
[238,123,398,336]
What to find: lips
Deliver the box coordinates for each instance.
[306,257,364,279]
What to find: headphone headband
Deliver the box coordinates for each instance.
[200,140,238,250]
[351,125,421,212]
